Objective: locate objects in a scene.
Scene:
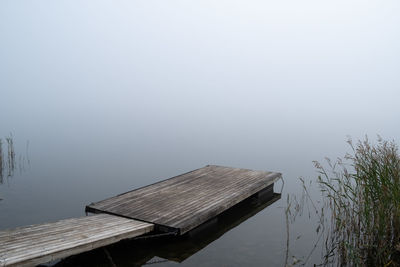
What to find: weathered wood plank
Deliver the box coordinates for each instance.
[87,165,281,234]
[0,214,154,267]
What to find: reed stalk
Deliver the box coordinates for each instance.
[0,138,3,183]
[315,137,400,266]
[6,135,15,177]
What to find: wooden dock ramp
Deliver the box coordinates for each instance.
[0,214,153,267]
[87,165,281,234]
[0,165,281,266]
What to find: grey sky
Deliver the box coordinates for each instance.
[1,0,399,147]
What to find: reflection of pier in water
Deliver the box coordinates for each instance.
[55,191,281,266]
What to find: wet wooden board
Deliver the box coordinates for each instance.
[0,214,154,267]
[86,165,281,234]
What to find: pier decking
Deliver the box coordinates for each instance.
[86,165,281,234]
[0,165,281,267]
[0,214,153,267]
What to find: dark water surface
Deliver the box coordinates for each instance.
[1,1,400,266]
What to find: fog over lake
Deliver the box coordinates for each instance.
[1,0,399,265]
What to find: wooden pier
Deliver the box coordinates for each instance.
[57,193,282,266]
[0,165,281,266]
[86,165,281,234]
[0,214,153,267]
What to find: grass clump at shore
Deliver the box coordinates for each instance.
[0,138,3,183]
[315,136,400,266]
[0,135,18,183]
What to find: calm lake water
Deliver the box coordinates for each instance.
[1,1,400,266]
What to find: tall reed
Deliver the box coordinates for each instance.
[5,135,15,177]
[0,138,3,183]
[315,137,400,266]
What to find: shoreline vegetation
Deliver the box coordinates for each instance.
[286,136,400,266]
[0,134,16,183]
[0,134,29,185]
[0,135,16,184]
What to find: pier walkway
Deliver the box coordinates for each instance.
[0,214,153,267]
[87,165,281,234]
[0,165,281,266]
